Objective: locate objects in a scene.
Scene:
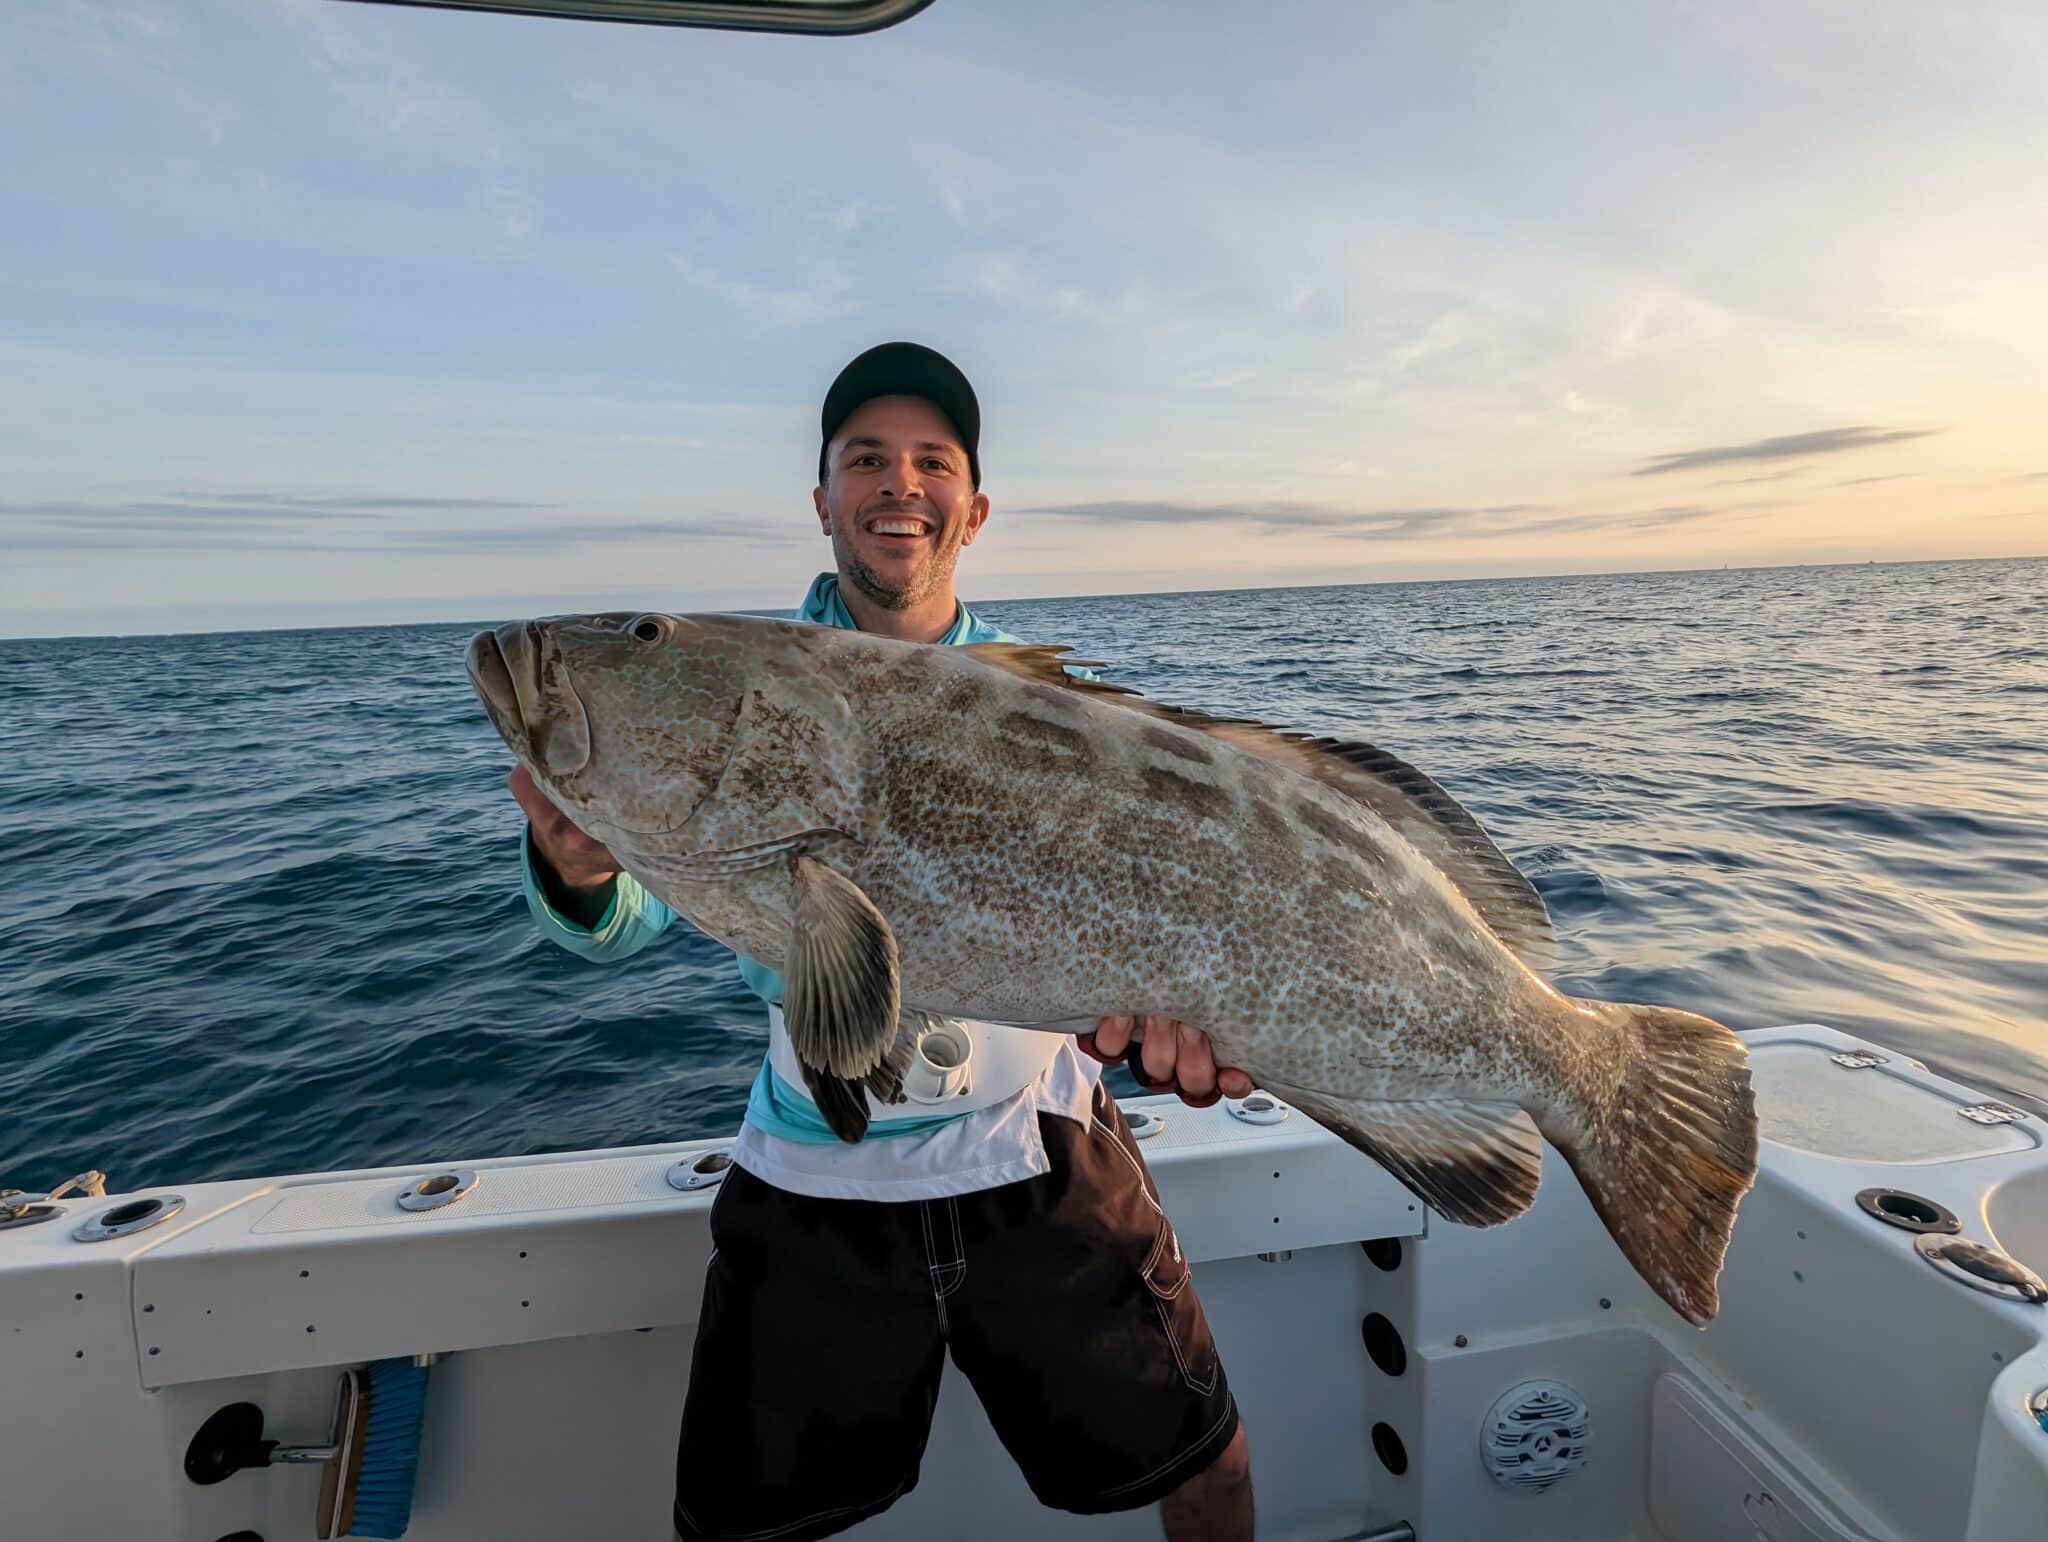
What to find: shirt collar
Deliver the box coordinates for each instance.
[798,571,982,645]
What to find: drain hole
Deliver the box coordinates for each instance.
[692,1152,732,1175]
[1371,1422,1409,1476]
[1879,1194,1938,1224]
[416,1175,459,1198]
[1361,1238,1403,1273]
[1361,1313,1407,1377]
[102,1199,161,1227]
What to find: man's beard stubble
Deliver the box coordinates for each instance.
[838,521,967,612]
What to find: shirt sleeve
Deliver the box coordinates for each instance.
[519,829,675,963]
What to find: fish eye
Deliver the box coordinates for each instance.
[627,614,670,644]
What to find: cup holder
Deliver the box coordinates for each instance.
[74,1194,187,1243]
[667,1149,734,1192]
[1854,1188,1960,1235]
[1227,1093,1289,1127]
[396,1170,478,1213]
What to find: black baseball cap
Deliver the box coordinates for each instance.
[819,342,981,489]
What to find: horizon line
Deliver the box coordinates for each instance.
[4,551,2040,646]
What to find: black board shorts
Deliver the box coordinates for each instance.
[673,1082,1240,1542]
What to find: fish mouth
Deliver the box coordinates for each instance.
[467,629,522,728]
[467,621,592,777]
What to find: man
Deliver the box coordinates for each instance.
[512,343,1255,1542]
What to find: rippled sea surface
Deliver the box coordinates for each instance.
[4,557,2045,1193]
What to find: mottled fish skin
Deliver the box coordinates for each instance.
[468,611,1757,1325]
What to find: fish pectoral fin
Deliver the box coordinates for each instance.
[798,1007,931,1144]
[785,856,902,1090]
[1267,1088,1544,1228]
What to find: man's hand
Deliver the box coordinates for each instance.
[510,766,621,926]
[1082,1014,1255,1109]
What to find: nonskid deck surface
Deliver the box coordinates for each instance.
[1,1024,2044,1541]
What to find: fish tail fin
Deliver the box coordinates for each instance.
[1548,1002,1759,1326]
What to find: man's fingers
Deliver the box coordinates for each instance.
[1218,1068,1255,1100]
[1174,1022,1218,1101]
[1140,1014,1178,1086]
[1093,1014,1135,1057]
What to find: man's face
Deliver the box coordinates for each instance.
[815,395,989,613]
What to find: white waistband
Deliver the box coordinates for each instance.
[766,1004,1065,1122]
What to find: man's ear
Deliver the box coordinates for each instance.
[960,490,991,547]
[813,483,831,534]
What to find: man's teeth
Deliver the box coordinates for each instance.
[872,519,929,536]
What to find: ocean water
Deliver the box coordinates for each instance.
[3,557,2045,1195]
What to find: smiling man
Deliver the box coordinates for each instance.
[513,342,1254,1542]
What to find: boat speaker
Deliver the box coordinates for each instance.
[1481,1379,1590,1494]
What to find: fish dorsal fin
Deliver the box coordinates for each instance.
[958,642,1556,974]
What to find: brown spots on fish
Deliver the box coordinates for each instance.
[727,695,830,806]
[1142,724,1215,764]
[999,711,1090,754]
[934,674,985,714]
[993,739,1088,776]
[1144,766,1232,820]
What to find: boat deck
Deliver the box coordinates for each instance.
[3,1023,2044,1540]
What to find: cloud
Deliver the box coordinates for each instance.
[1020,499,1544,538]
[1016,498,1753,542]
[0,492,556,551]
[1632,427,1937,477]
[172,492,552,511]
[404,517,807,551]
[669,253,854,325]
[0,499,389,548]
[1834,473,1919,487]
[1708,470,1803,487]
[1508,504,1770,537]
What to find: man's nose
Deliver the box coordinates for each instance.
[883,453,925,499]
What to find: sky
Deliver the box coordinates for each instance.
[3,0,2045,637]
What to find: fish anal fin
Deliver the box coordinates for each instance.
[1268,1087,1544,1227]
[785,856,900,1082]
[953,643,1556,974]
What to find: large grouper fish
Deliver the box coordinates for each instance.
[468,610,1758,1325]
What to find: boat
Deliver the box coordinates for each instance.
[4,1021,2043,1539]
[8,5,2043,1539]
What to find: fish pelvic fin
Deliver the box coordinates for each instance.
[800,1008,938,1144]
[785,856,901,1086]
[1264,1088,1545,1227]
[1552,1003,1759,1327]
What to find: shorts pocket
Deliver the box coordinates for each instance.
[1141,1218,1218,1396]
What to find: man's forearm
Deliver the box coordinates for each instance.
[527,830,618,930]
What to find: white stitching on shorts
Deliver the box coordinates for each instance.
[1092,1398,1237,1502]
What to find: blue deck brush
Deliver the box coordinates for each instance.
[339,1355,434,1539]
